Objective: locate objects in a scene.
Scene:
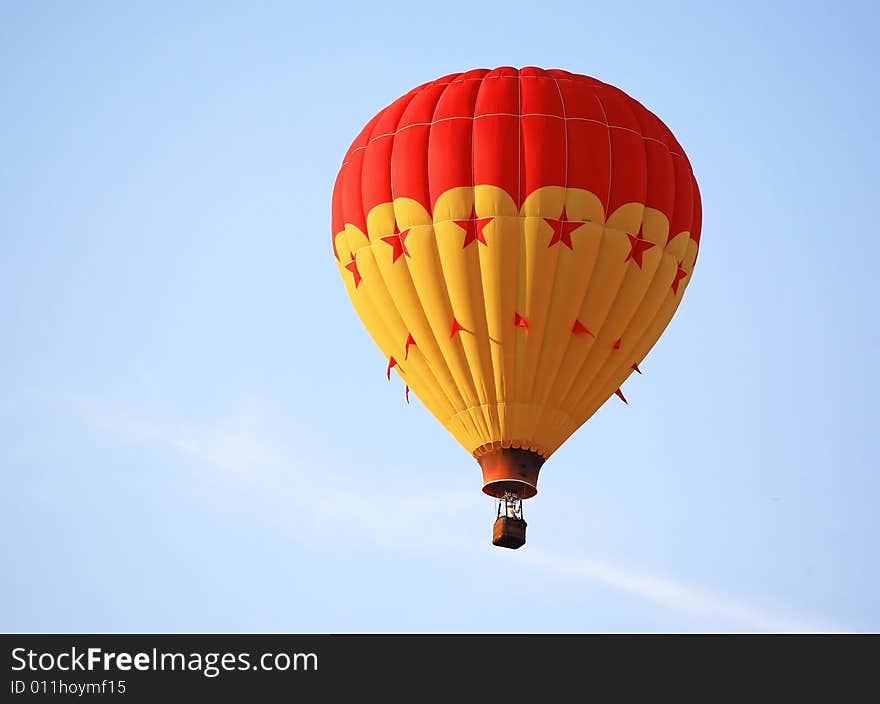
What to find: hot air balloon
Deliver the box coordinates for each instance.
[331,67,701,549]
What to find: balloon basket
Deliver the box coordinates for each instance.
[492,516,527,549]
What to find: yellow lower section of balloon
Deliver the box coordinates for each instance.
[334,185,697,459]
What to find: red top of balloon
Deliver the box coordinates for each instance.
[332,66,701,257]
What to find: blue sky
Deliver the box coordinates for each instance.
[2,1,877,632]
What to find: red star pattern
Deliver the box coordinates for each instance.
[624,231,655,269]
[404,333,416,359]
[572,320,594,336]
[449,318,464,338]
[671,263,688,295]
[614,387,628,404]
[545,209,587,249]
[380,225,411,263]
[514,313,528,330]
[386,356,397,380]
[344,252,362,288]
[632,362,642,374]
[454,207,493,248]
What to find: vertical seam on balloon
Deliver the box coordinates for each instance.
[359,111,389,239]
[441,73,499,438]
[512,69,529,443]
[528,71,573,416]
[572,118,701,419]
[555,86,653,413]
[391,90,488,420]
[517,71,569,447]
[593,84,613,218]
[541,82,616,411]
[338,124,368,241]
[571,112,702,421]
[386,80,485,434]
[552,73,569,191]
[469,73,504,442]
[331,167,344,259]
[528,76,603,420]
[659,118,696,246]
[567,91,667,416]
[424,77,491,441]
[338,158,357,241]
[354,100,460,419]
[562,85,627,392]
[383,90,466,417]
[516,68,522,208]
[365,94,463,419]
[689,175,701,265]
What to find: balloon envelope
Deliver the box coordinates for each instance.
[332,67,700,473]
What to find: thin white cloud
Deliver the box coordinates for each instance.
[71,394,845,633]
[72,394,475,551]
[520,551,840,633]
